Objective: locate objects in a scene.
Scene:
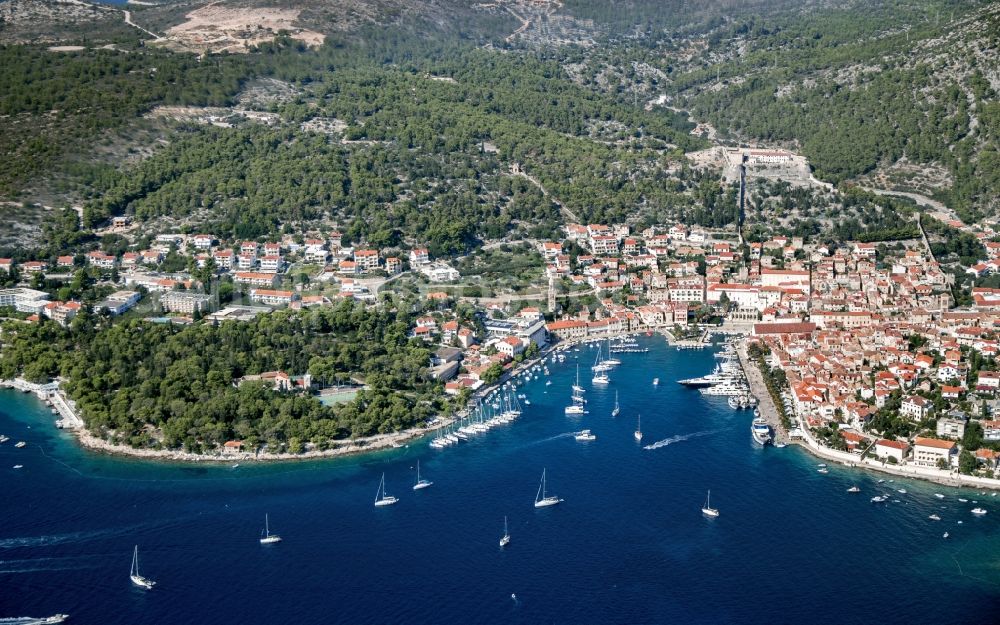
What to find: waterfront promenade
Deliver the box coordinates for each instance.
[737,346,1000,490]
[736,342,788,445]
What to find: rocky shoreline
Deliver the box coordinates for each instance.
[70,423,441,464]
[13,329,662,465]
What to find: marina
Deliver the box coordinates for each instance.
[1,335,998,624]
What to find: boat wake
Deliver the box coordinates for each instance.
[0,555,101,575]
[0,511,207,550]
[503,432,577,455]
[643,429,722,450]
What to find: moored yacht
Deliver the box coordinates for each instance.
[701,382,750,396]
[751,417,772,445]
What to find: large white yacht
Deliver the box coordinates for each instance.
[751,418,772,445]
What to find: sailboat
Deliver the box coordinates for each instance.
[611,390,620,417]
[129,545,155,589]
[374,472,399,507]
[259,513,282,544]
[500,516,511,547]
[603,339,621,366]
[634,414,643,442]
[701,490,719,517]
[534,468,563,508]
[592,343,613,372]
[572,365,586,394]
[413,460,433,490]
[565,365,586,415]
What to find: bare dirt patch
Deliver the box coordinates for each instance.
[0,0,128,44]
[160,4,325,54]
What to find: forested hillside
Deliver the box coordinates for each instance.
[1,0,997,254]
[674,1,998,221]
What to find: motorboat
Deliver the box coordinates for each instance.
[751,418,771,445]
[574,429,596,442]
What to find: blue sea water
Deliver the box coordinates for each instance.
[2,337,1000,624]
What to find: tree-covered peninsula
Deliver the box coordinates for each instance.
[0,300,441,453]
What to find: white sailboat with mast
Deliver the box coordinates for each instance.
[259,513,282,544]
[634,414,643,442]
[701,490,719,517]
[500,516,511,547]
[413,460,433,490]
[603,339,621,366]
[572,364,585,394]
[612,390,620,417]
[533,468,563,508]
[565,365,586,414]
[591,343,613,372]
[129,545,155,590]
[374,472,399,506]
